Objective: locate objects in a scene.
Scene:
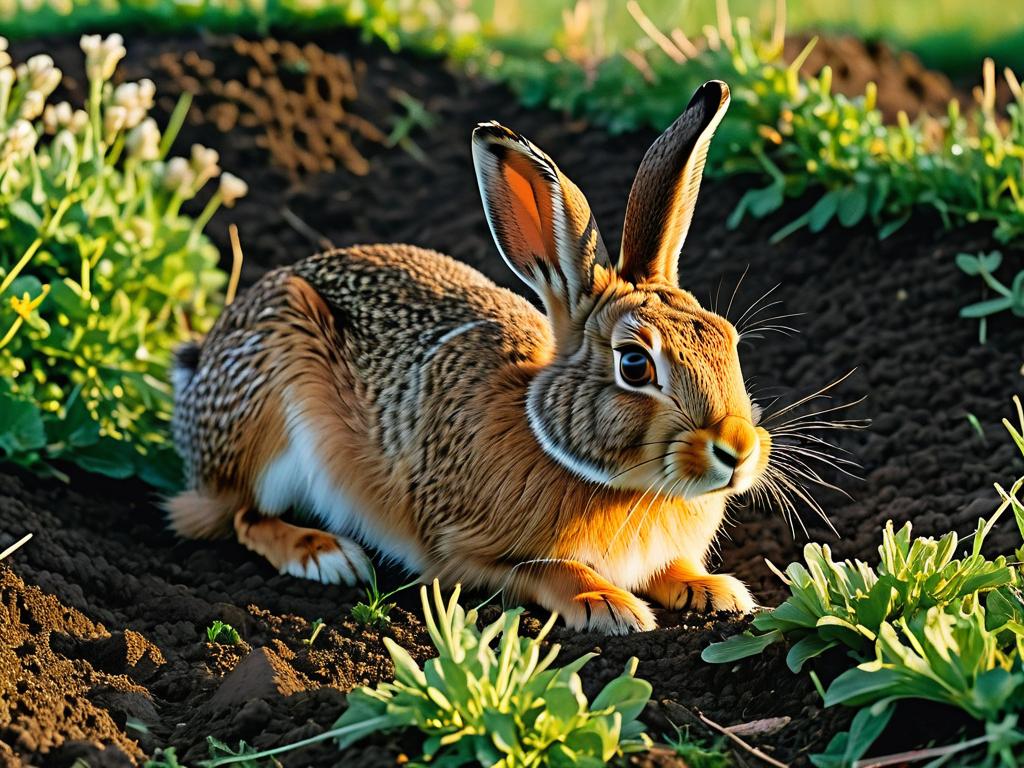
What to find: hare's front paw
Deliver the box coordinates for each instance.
[565,586,657,635]
[645,561,755,614]
[280,532,372,586]
[233,508,372,586]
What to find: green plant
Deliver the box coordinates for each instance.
[145,747,187,768]
[665,725,733,768]
[957,251,1024,343]
[303,617,325,646]
[336,581,653,766]
[200,581,653,767]
[702,515,1017,670]
[205,620,241,645]
[0,35,242,487]
[703,397,1024,766]
[349,567,414,628]
[145,738,279,768]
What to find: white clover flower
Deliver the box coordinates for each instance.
[103,104,127,140]
[43,101,73,133]
[126,117,160,161]
[0,66,15,104]
[22,54,59,92]
[81,33,125,83]
[138,78,155,107]
[19,90,45,120]
[189,143,220,186]
[0,38,8,70]
[2,120,38,162]
[163,156,196,193]
[68,108,89,134]
[114,78,156,129]
[218,172,248,207]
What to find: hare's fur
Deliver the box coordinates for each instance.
[170,81,771,633]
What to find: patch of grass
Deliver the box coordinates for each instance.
[205,620,241,645]
[0,35,241,487]
[349,567,414,629]
[200,581,653,767]
[703,396,1024,765]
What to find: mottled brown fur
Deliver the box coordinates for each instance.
[170,81,773,633]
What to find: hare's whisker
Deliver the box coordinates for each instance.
[723,263,751,322]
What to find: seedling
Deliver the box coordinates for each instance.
[956,251,1024,343]
[665,725,732,768]
[386,88,437,164]
[349,567,414,629]
[205,620,241,645]
[144,748,187,768]
[967,411,987,442]
[303,618,325,646]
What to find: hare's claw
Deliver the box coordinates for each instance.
[645,560,755,614]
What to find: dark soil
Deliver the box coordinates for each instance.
[3,30,1024,768]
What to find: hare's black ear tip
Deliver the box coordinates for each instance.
[473,121,514,144]
[691,80,730,110]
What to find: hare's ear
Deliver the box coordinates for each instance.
[473,122,610,318]
[618,80,730,286]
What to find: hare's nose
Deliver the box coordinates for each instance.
[707,415,757,470]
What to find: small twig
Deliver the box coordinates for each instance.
[854,733,993,768]
[281,206,334,251]
[226,224,244,306]
[697,711,789,768]
[0,533,33,561]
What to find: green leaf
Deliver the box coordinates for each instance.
[701,630,783,663]
[810,702,894,768]
[836,187,868,227]
[0,394,47,455]
[545,685,585,723]
[591,663,651,723]
[71,438,137,479]
[878,214,911,240]
[960,296,1014,318]
[786,635,838,673]
[483,710,519,754]
[808,191,839,232]
[824,667,907,707]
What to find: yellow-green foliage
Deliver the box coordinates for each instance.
[0,35,244,486]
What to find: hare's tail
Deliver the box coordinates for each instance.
[165,490,234,539]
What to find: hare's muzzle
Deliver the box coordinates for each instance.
[685,414,766,493]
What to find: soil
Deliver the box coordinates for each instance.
[3,30,1023,768]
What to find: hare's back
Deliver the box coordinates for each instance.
[292,244,551,370]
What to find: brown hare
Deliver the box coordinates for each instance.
[169,80,774,634]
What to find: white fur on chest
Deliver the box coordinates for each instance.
[580,496,726,590]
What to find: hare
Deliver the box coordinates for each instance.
[169,80,771,634]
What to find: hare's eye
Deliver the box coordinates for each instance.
[617,346,656,388]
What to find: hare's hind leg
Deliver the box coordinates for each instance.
[643,559,755,614]
[509,560,656,634]
[233,507,371,585]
